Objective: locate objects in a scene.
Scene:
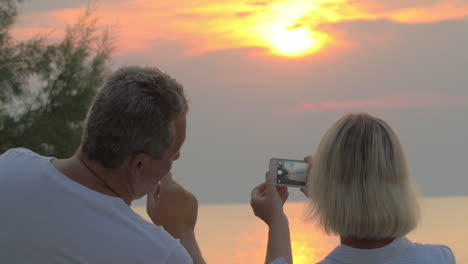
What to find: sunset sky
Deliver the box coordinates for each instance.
[14,0,468,204]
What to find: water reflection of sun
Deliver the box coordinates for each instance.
[132,202,338,264]
[286,203,338,264]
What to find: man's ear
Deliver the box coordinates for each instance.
[127,153,151,175]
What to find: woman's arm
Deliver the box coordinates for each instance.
[251,173,293,264]
[266,213,292,264]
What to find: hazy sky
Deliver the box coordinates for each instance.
[13,0,468,204]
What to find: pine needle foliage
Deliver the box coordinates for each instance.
[0,1,115,157]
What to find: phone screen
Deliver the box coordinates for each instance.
[271,159,309,187]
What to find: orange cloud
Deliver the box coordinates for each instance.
[287,93,468,112]
[383,0,468,23]
[11,26,64,41]
[12,0,468,57]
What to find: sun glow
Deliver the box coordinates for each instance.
[18,0,468,60]
[248,0,331,57]
[269,25,327,57]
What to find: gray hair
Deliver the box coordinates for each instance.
[305,113,420,239]
[81,66,188,169]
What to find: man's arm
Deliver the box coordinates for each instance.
[147,173,206,264]
[178,231,205,264]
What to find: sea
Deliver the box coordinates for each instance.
[133,196,468,264]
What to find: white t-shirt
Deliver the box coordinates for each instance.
[0,148,193,264]
[316,237,455,264]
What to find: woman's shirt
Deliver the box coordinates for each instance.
[271,237,455,264]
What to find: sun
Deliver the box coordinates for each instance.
[266,24,328,57]
[248,0,330,58]
[270,26,321,57]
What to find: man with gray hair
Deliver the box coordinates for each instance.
[0,66,205,263]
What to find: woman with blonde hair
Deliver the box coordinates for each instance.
[250,113,456,264]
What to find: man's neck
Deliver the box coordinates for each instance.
[51,153,133,205]
[340,236,395,249]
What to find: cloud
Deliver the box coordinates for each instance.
[17,0,123,13]
[11,0,468,202]
[248,1,270,7]
[382,1,468,23]
[236,12,254,18]
[14,0,468,58]
[286,93,468,113]
[353,0,468,15]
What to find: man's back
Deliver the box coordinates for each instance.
[0,148,192,263]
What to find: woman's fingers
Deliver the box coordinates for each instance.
[300,187,309,198]
[279,190,289,203]
[251,183,263,198]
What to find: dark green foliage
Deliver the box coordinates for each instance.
[0,1,115,157]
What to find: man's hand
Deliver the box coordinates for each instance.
[250,172,289,226]
[147,173,206,264]
[147,173,198,238]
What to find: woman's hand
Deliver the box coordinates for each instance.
[300,156,313,197]
[250,172,289,226]
[251,172,293,264]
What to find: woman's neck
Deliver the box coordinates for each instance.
[340,236,395,249]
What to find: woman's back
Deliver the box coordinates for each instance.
[250,113,456,264]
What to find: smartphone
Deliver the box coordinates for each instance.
[269,158,310,187]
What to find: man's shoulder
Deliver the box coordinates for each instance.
[114,209,191,262]
[0,148,43,172]
[0,148,39,160]
[110,206,185,251]
[126,211,176,243]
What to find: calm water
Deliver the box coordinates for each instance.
[133,196,468,263]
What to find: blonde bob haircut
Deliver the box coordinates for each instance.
[306,113,420,239]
